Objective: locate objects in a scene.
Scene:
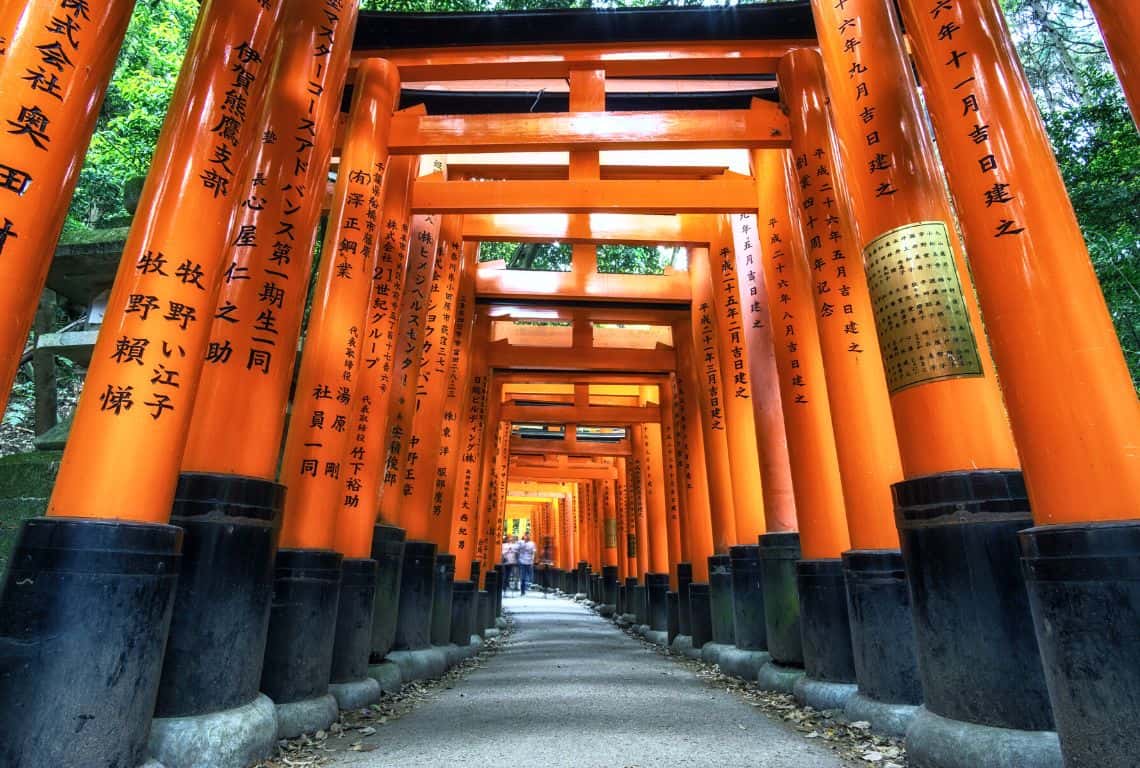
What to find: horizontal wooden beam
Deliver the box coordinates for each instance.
[412,177,759,214]
[501,403,661,424]
[510,434,632,457]
[448,163,731,181]
[508,466,618,481]
[497,371,668,386]
[351,39,814,80]
[487,343,676,373]
[389,104,788,154]
[463,213,710,246]
[477,262,690,303]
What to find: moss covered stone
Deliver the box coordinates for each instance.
[0,451,61,581]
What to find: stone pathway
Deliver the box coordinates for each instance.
[326,594,850,768]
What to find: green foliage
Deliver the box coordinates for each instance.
[1000,0,1140,385]
[478,241,572,270]
[65,0,198,230]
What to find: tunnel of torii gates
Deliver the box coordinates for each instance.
[0,1,1138,768]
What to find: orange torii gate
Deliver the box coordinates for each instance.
[0,5,1137,768]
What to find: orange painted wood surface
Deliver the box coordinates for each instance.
[48,0,284,522]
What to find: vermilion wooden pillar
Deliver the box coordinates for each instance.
[4,3,284,765]
[375,213,443,528]
[1088,0,1140,127]
[183,2,363,483]
[602,477,620,568]
[276,59,401,551]
[671,336,715,581]
[629,437,651,578]
[706,218,769,544]
[897,0,1140,525]
[753,150,851,562]
[809,0,1018,479]
[444,258,485,576]
[0,0,136,416]
[330,157,416,557]
[48,1,282,523]
[730,213,798,533]
[639,389,670,577]
[394,219,465,546]
[779,50,904,550]
[898,1,1140,762]
[658,379,685,586]
[685,251,739,553]
[809,0,1049,757]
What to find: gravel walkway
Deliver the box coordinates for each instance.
[325,594,850,768]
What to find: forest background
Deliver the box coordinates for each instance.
[2,0,1137,452]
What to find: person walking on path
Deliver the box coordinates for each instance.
[517,533,537,595]
[501,535,519,593]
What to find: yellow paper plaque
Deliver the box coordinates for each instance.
[864,222,983,394]
[604,518,618,549]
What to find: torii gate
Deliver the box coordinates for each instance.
[0,3,1137,768]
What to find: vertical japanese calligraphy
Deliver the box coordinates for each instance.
[707,216,768,544]
[808,0,1019,478]
[753,149,849,560]
[896,0,1140,524]
[184,0,361,480]
[780,47,904,549]
[729,213,798,534]
[48,0,284,523]
[277,57,401,551]
[0,0,136,415]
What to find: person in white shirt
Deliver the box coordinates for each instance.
[501,535,519,593]
[516,533,537,595]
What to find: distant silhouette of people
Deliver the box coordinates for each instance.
[516,533,537,595]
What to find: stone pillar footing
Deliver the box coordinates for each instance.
[148,694,278,768]
[718,648,772,682]
[386,646,448,682]
[329,678,381,711]
[644,629,668,647]
[756,661,805,694]
[793,677,859,712]
[275,693,338,740]
[366,661,403,694]
[699,641,734,667]
[844,692,919,739]
[905,707,1062,768]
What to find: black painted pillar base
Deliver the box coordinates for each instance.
[0,517,182,768]
[1020,521,1140,768]
[449,580,477,646]
[483,569,500,623]
[666,591,679,646]
[328,558,381,711]
[260,548,342,703]
[794,558,858,711]
[430,553,456,647]
[758,532,803,667]
[470,559,481,585]
[842,549,922,737]
[369,524,406,662]
[895,471,1061,768]
[616,583,626,616]
[260,548,342,739]
[708,554,735,645]
[646,572,670,632]
[331,558,379,684]
[688,582,713,654]
[601,565,619,609]
[633,584,649,626]
[155,474,282,719]
[622,576,638,620]
[676,562,693,637]
[576,560,590,596]
[392,541,436,652]
[477,588,493,633]
[729,545,766,651]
